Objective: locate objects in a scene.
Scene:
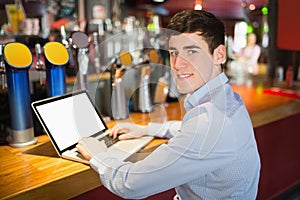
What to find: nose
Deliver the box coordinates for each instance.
[171,54,187,71]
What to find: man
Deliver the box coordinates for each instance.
[77,10,261,199]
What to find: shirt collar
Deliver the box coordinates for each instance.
[184,72,229,111]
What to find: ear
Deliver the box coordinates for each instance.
[213,45,226,65]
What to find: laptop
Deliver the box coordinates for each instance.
[31,90,153,164]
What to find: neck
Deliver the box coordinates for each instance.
[210,65,222,80]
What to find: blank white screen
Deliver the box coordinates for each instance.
[36,93,106,151]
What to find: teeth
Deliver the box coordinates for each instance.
[178,73,193,78]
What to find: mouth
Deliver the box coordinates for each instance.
[177,73,193,79]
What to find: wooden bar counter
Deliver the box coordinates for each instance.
[1,82,300,200]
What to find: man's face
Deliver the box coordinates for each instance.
[168,32,216,94]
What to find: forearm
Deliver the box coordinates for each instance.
[90,141,236,199]
[89,146,181,199]
[148,120,181,138]
[89,144,197,199]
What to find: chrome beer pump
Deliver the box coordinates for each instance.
[110,52,132,120]
[139,50,159,112]
[60,26,76,76]
[92,32,101,74]
[3,42,37,147]
[70,31,90,91]
[130,49,160,113]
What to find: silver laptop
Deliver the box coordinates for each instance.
[31,90,153,164]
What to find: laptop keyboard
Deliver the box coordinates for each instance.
[100,135,119,147]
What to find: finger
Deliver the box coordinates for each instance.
[109,125,122,137]
[111,128,130,139]
[109,122,132,135]
[111,129,119,139]
[76,143,84,154]
[77,140,86,147]
[76,145,92,161]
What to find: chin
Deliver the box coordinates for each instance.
[177,87,193,95]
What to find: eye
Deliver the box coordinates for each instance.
[169,50,179,56]
[187,50,197,55]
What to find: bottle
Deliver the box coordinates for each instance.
[285,66,294,89]
[276,66,284,82]
[16,0,26,33]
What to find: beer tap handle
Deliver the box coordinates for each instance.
[78,48,89,75]
[60,26,68,47]
[0,44,6,89]
[35,43,45,85]
[93,32,101,73]
[60,26,76,71]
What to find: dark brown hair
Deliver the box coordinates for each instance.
[166,10,225,54]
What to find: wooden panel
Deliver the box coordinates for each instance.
[255,113,300,199]
[277,0,300,50]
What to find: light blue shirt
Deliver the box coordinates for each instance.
[90,72,261,199]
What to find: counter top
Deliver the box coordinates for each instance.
[1,83,300,199]
[231,84,300,127]
[0,134,168,200]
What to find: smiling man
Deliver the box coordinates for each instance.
[77,10,261,199]
[168,33,223,94]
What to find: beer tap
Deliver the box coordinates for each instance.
[131,49,159,112]
[70,31,90,90]
[60,26,75,71]
[60,26,68,47]
[109,52,131,119]
[0,44,6,90]
[97,19,105,41]
[92,32,101,74]
[35,43,45,85]
[3,42,37,147]
[77,47,89,90]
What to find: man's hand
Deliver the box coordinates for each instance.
[76,137,107,161]
[109,122,148,140]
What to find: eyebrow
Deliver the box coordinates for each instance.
[168,45,202,50]
[168,47,177,50]
[183,45,202,50]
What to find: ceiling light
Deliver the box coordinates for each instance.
[194,0,202,10]
[249,4,256,10]
[241,1,247,8]
[194,4,202,10]
[261,6,268,15]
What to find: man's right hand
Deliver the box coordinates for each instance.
[76,137,107,161]
[109,122,148,140]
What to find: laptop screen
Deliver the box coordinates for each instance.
[33,91,107,152]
